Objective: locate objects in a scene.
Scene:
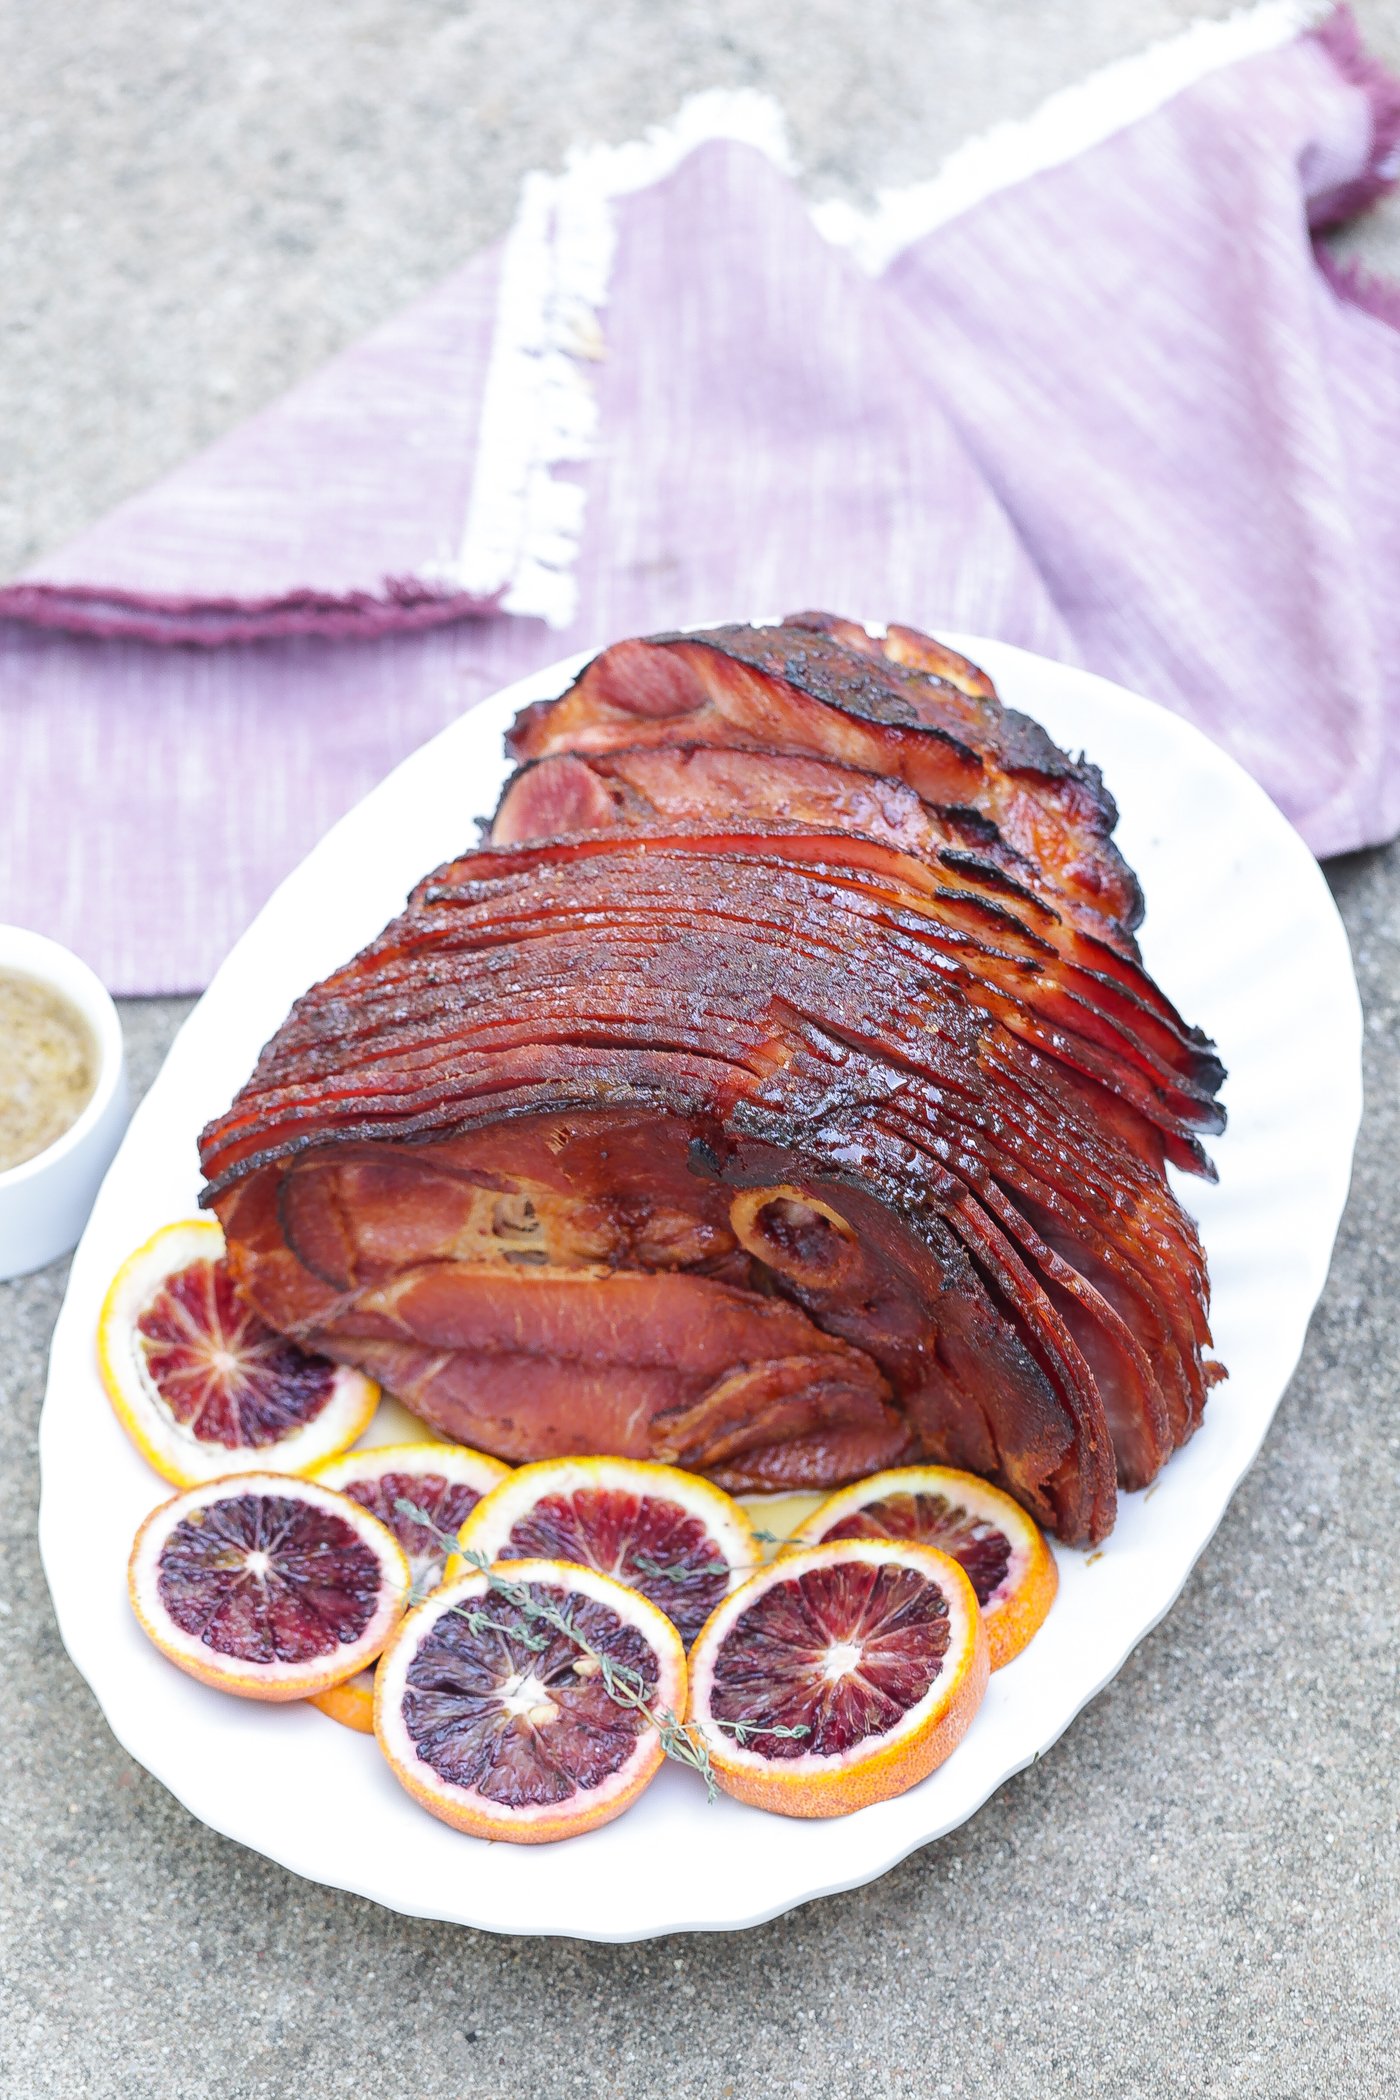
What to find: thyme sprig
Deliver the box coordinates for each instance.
[396,1500,723,1797]
[628,1552,717,1588]
[393,1499,808,1798]
[629,1531,813,1587]
[458,1609,549,1650]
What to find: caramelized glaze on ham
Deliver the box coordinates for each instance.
[202,616,1224,1544]
[507,618,1145,943]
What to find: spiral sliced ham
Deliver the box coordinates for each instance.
[201,616,1225,1545]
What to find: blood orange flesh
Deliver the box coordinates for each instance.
[137,1257,339,1448]
[129,1474,409,1700]
[333,1467,492,1599]
[156,1489,386,1663]
[688,1540,989,1816]
[819,1490,1012,1608]
[351,1470,479,1565]
[101,1221,379,1488]
[705,1555,952,1756]
[400,1579,660,1807]
[806,1465,1058,1669]
[454,1459,755,1646]
[492,1489,728,1643]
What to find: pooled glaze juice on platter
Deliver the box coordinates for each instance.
[0,970,96,1172]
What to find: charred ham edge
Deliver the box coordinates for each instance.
[506,617,1144,946]
[491,745,1214,1056]
[783,612,996,701]
[361,821,1220,1132]
[200,841,1215,1342]
[787,607,1104,806]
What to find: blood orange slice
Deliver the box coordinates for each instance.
[449,1456,756,1645]
[128,1473,410,1701]
[374,1558,687,1843]
[313,1442,511,1600]
[805,1465,1058,1669]
[687,1539,988,1817]
[99,1219,378,1485]
[306,1442,511,1732]
[309,1669,379,1733]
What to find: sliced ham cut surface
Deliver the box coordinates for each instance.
[202,616,1225,1545]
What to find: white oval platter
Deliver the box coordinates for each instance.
[39,634,1362,1940]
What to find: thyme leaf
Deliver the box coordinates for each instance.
[715,1719,810,1746]
[627,1552,720,1588]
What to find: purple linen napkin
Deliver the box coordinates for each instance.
[2,3,1397,993]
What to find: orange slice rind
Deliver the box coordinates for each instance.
[310,1668,376,1734]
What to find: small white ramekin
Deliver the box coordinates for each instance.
[0,926,129,1281]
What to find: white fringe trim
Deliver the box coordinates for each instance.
[454,0,1319,628]
[452,89,793,627]
[813,0,1323,271]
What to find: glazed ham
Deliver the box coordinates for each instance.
[201,617,1225,1544]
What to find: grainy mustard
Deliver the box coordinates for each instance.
[0,971,96,1173]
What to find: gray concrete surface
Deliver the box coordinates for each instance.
[5,0,1400,582]
[2,5,1398,2095]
